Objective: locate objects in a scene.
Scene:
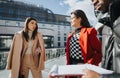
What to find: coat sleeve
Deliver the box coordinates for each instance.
[38,32,46,61]
[66,37,70,65]
[6,34,16,70]
[37,32,46,70]
[88,28,102,65]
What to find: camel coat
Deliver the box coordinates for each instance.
[6,30,46,78]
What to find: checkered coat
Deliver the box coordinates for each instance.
[66,27,102,66]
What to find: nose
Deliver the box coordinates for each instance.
[32,25,36,29]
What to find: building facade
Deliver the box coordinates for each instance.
[0,0,72,52]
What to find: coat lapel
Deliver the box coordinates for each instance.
[21,38,28,58]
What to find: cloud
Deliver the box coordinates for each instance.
[63,0,97,26]
[59,2,64,6]
[14,0,97,26]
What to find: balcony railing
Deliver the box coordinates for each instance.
[0,48,65,70]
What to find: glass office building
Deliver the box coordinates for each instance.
[0,0,72,51]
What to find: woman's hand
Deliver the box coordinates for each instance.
[91,0,104,11]
[35,47,41,54]
[49,75,57,78]
[91,0,112,13]
[49,74,64,78]
[82,69,100,78]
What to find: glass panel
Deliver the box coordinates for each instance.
[43,36,54,48]
[0,36,13,50]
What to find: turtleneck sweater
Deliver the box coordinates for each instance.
[26,30,33,54]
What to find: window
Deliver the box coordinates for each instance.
[26,11,31,16]
[64,34,67,41]
[58,42,61,47]
[0,35,13,50]
[9,8,14,14]
[0,8,3,13]
[58,26,60,30]
[64,42,66,46]
[16,22,20,26]
[58,31,60,35]
[34,12,39,17]
[43,36,54,48]
[64,37,66,41]
[17,9,25,15]
[5,21,10,26]
[58,37,60,41]
[64,33,66,36]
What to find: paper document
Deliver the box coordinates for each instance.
[49,64,114,76]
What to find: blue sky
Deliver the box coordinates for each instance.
[15,0,69,15]
[14,0,97,25]
[39,0,69,15]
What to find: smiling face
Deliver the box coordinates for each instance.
[70,14,82,28]
[28,20,37,31]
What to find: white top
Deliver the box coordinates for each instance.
[26,31,33,54]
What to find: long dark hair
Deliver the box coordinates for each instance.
[22,17,38,41]
[71,9,91,27]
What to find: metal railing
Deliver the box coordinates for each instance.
[0,48,65,70]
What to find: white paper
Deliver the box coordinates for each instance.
[49,65,58,76]
[49,64,114,76]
